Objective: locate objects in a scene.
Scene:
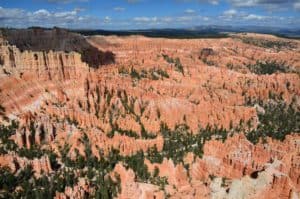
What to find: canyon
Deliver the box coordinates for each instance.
[0,28,299,199]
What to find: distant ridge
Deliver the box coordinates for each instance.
[74,25,300,39]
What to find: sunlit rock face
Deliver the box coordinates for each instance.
[0,29,299,198]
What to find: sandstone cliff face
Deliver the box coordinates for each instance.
[1,28,115,68]
[0,42,88,80]
[0,32,299,198]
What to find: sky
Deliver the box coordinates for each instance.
[0,0,300,30]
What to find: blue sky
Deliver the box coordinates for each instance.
[0,0,299,29]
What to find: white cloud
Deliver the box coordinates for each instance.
[178,0,298,11]
[223,9,237,16]
[221,9,275,23]
[114,7,126,12]
[0,7,98,28]
[53,10,77,18]
[227,0,300,11]
[294,2,300,10]
[203,16,210,21]
[184,9,196,14]
[126,0,141,3]
[179,0,219,5]
[177,16,194,22]
[210,0,219,5]
[133,17,158,22]
[131,15,212,26]
[228,0,257,7]
[161,17,173,22]
[33,9,51,17]
[0,7,28,19]
[222,9,238,18]
[243,14,266,20]
[47,0,89,3]
[104,16,111,23]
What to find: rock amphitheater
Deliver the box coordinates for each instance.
[0,28,299,199]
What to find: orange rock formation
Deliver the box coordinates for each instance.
[0,31,299,198]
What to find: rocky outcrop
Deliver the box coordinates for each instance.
[143,134,300,198]
[57,129,164,157]
[12,112,58,148]
[199,48,214,60]
[112,163,164,199]
[0,37,89,78]
[0,153,52,175]
[1,27,115,68]
[55,178,91,199]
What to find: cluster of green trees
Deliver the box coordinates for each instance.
[0,104,8,121]
[122,150,168,190]
[162,54,184,74]
[107,126,139,139]
[0,121,60,170]
[145,123,228,165]
[239,37,296,50]
[117,90,135,115]
[66,116,79,126]
[57,134,168,197]
[119,66,170,80]
[246,60,293,75]
[0,102,211,198]
[58,135,122,198]
[0,127,73,199]
[103,86,114,106]
[201,58,215,66]
[246,99,299,144]
[113,89,156,139]
[162,54,174,64]
[0,115,229,198]
[18,146,45,159]
[58,132,168,193]
[0,104,5,116]
[0,130,122,198]
[0,165,81,199]
[99,122,228,189]
[85,85,114,120]
[151,68,170,79]
[0,57,4,65]
[107,90,139,139]
[0,121,19,155]
[102,120,230,186]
